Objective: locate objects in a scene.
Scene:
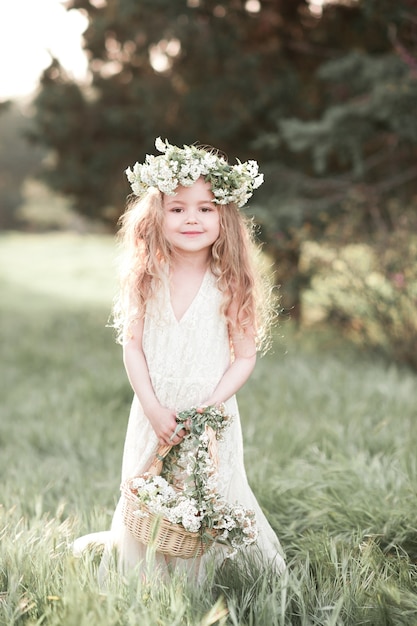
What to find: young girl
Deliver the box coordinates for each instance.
[74,138,285,581]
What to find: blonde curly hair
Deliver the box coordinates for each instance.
[111,187,278,353]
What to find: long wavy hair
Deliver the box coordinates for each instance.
[111,186,278,353]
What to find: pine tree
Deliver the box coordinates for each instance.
[268,0,417,235]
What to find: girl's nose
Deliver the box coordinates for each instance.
[185,210,198,223]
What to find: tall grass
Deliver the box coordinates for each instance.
[1,233,417,625]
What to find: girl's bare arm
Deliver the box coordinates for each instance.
[122,319,184,445]
[204,322,257,407]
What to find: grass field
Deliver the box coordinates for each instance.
[1,232,417,625]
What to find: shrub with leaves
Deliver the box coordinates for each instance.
[299,219,417,370]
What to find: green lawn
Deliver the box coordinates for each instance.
[1,233,417,625]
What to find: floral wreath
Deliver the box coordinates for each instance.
[125,137,264,208]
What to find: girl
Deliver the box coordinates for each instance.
[74,138,285,581]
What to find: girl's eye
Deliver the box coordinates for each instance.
[201,206,214,212]
[171,207,183,213]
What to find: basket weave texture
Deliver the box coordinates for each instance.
[121,438,217,559]
[121,483,213,559]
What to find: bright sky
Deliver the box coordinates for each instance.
[0,0,88,100]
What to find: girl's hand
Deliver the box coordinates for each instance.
[146,405,186,446]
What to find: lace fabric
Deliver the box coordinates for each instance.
[73,269,285,580]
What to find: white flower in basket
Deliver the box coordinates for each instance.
[121,405,258,559]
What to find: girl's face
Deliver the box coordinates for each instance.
[162,177,220,258]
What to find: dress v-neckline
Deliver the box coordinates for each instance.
[167,268,208,324]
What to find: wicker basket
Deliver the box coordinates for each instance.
[121,433,218,559]
[121,482,214,558]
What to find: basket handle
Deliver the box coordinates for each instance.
[145,443,173,476]
[144,422,185,475]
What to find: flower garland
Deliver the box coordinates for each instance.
[129,405,258,556]
[125,137,264,208]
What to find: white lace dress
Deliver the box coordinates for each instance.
[74,269,285,581]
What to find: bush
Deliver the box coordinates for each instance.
[299,224,417,370]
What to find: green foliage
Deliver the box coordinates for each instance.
[17,180,89,232]
[0,103,46,229]
[280,51,417,177]
[1,233,417,624]
[299,208,417,370]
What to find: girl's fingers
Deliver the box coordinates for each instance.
[157,421,187,446]
[167,429,185,446]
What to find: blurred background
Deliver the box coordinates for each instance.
[1,0,416,370]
